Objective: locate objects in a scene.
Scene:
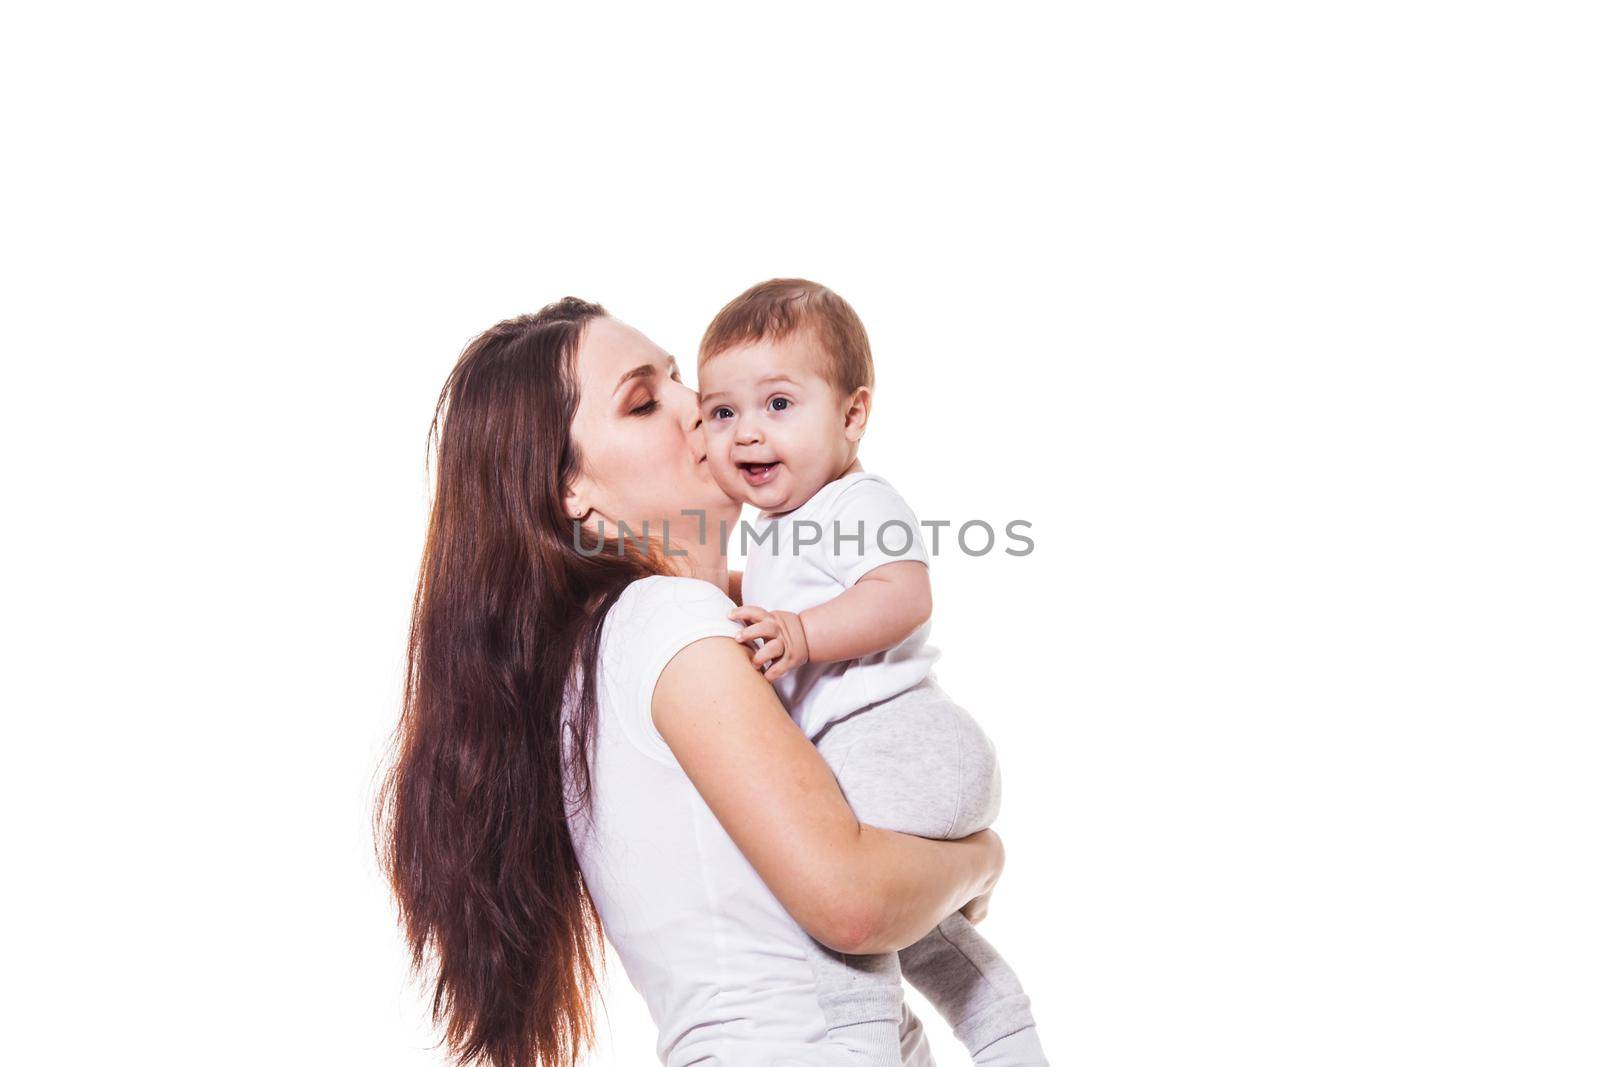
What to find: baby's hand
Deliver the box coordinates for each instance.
[728,605,811,682]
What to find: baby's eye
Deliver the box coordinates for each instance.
[769,397,792,412]
[711,405,734,420]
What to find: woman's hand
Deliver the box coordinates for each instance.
[960,829,1005,926]
[728,605,810,682]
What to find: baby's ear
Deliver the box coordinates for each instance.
[842,386,872,443]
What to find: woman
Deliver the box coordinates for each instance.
[376,298,1005,1066]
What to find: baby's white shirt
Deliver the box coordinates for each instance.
[741,471,941,740]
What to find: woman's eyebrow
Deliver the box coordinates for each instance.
[614,365,653,392]
[613,356,679,395]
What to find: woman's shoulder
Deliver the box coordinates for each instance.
[618,572,735,605]
[609,574,737,631]
[601,574,741,682]
[598,575,743,764]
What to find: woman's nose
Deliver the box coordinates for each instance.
[667,379,701,430]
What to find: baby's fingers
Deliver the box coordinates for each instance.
[751,637,787,669]
[728,605,770,626]
[736,619,778,645]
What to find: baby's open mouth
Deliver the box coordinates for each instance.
[737,461,779,487]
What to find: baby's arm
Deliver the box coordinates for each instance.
[795,559,931,662]
[730,560,931,681]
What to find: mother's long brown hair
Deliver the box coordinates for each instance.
[376,298,663,1067]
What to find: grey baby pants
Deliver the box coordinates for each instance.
[809,676,1044,1065]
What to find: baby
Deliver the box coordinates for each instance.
[696,279,1048,1066]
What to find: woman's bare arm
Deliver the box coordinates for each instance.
[652,635,1002,954]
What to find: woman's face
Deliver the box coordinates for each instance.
[565,316,736,546]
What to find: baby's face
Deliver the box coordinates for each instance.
[697,334,857,516]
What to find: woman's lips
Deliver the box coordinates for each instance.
[738,461,779,487]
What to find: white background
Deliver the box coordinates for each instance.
[4,2,1596,1064]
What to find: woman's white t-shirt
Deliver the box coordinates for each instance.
[562,574,854,1066]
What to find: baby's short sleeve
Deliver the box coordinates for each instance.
[602,575,742,765]
[816,476,930,588]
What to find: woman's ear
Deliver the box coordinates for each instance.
[842,386,872,443]
[564,477,592,523]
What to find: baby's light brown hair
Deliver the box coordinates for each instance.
[698,278,874,395]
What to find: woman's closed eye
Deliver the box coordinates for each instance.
[629,397,660,416]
